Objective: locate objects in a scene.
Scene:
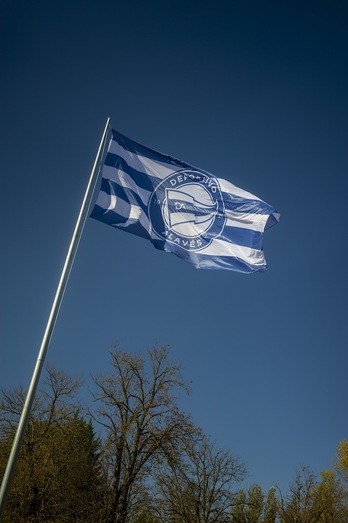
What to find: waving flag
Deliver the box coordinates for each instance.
[90,129,279,272]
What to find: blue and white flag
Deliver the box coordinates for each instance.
[90,129,279,272]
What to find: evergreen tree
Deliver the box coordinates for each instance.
[0,367,103,522]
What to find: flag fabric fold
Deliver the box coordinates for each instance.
[90,129,279,273]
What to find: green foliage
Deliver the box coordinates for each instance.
[0,368,104,523]
[312,469,348,522]
[230,485,277,523]
[263,487,278,523]
[335,440,348,484]
[277,464,348,523]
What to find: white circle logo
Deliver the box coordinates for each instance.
[149,170,226,252]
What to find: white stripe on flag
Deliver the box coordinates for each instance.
[218,177,263,201]
[109,139,177,180]
[201,238,265,266]
[225,212,270,231]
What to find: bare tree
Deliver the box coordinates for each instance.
[0,364,82,440]
[277,465,321,523]
[155,436,246,523]
[91,346,195,523]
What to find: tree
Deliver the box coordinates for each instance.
[277,465,319,523]
[244,485,264,522]
[91,346,196,523]
[231,488,248,523]
[275,452,348,523]
[263,487,278,523]
[312,469,348,522]
[307,440,348,523]
[0,366,103,522]
[334,440,348,484]
[156,437,245,523]
[230,485,278,523]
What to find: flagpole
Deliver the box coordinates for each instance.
[0,117,111,521]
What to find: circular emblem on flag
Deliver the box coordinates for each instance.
[149,170,226,251]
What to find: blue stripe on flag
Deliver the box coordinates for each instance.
[188,253,264,273]
[91,204,151,241]
[98,178,149,216]
[111,129,195,171]
[220,225,264,250]
[91,203,131,226]
[104,153,159,193]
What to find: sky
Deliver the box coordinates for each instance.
[1,0,347,494]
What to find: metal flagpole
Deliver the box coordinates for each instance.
[0,116,111,521]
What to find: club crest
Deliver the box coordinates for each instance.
[149,170,226,251]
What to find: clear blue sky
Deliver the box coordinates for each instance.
[1,0,347,493]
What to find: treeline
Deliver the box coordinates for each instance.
[0,347,347,522]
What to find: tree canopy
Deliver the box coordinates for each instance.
[0,347,347,523]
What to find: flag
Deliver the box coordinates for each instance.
[90,129,279,272]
